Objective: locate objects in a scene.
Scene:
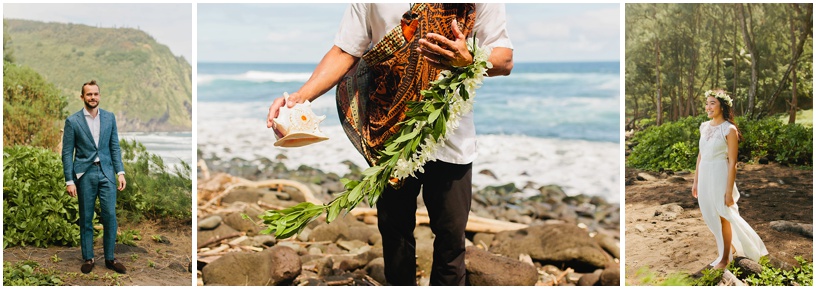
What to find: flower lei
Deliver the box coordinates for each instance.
[705,90,733,107]
[259,37,492,238]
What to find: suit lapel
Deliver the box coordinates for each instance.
[99,110,110,149]
[76,109,96,148]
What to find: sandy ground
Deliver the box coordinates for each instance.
[624,163,813,283]
[3,219,192,286]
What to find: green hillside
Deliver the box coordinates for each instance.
[4,19,191,132]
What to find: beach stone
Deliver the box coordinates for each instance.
[201,246,301,285]
[770,220,813,238]
[337,239,367,252]
[465,246,538,286]
[668,176,686,184]
[240,235,278,247]
[653,203,684,222]
[197,223,239,248]
[636,172,657,181]
[577,270,601,286]
[198,215,222,230]
[485,183,517,196]
[625,177,636,186]
[113,243,147,254]
[309,215,374,243]
[324,181,346,193]
[303,256,334,277]
[592,232,620,259]
[539,185,567,203]
[599,265,620,286]
[473,233,494,249]
[223,207,264,235]
[478,169,498,179]
[490,223,610,272]
[734,257,762,279]
[364,258,386,285]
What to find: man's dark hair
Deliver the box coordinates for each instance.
[81,80,99,95]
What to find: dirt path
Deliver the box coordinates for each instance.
[624,163,813,282]
[3,220,192,286]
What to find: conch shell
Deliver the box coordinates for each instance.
[272,92,329,147]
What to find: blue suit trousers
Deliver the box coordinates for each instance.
[76,164,118,261]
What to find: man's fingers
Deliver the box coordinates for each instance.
[451,19,465,40]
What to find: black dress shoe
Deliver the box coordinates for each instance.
[105,259,127,274]
[80,259,94,274]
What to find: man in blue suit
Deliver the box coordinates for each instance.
[61,80,128,274]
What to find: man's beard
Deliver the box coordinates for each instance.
[84,100,98,109]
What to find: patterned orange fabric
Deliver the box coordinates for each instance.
[337,3,476,165]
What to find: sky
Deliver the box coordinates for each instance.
[198,3,620,63]
[3,3,193,61]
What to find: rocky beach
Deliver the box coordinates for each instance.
[196,154,621,286]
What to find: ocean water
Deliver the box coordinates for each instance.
[119,132,193,170]
[197,62,620,201]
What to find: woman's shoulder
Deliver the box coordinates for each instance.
[699,120,710,129]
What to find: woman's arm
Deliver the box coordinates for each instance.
[692,152,701,198]
[725,126,739,206]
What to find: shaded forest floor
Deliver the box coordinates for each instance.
[624,163,812,283]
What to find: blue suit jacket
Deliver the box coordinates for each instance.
[61,108,125,184]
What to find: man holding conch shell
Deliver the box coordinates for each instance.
[266,3,513,285]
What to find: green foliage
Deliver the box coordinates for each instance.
[628,266,694,286]
[738,116,813,165]
[117,139,192,222]
[3,60,68,149]
[628,115,704,171]
[116,229,142,247]
[3,146,85,248]
[626,3,813,123]
[745,256,813,286]
[4,19,192,131]
[628,115,812,171]
[3,260,63,286]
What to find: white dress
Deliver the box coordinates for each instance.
[697,120,768,266]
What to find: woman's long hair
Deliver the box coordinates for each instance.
[712,89,743,142]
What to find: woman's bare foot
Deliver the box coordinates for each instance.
[713,262,728,270]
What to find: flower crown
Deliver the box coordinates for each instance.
[705,90,733,107]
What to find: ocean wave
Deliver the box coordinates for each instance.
[198,70,312,85]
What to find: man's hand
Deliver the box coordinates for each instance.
[418,19,473,69]
[66,185,77,198]
[267,92,306,139]
[117,174,127,191]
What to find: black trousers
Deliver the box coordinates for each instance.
[377,161,473,286]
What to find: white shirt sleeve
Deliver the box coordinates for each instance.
[474,3,513,50]
[334,3,372,58]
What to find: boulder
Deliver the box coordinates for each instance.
[653,203,684,222]
[197,224,240,248]
[577,270,601,286]
[490,223,610,272]
[465,246,538,286]
[223,206,264,235]
[364,257,386,285]
[309,215,375,243]
[201,246,301,285]
[473,233,495,249]
[592,232,620,259]
[734,256,762,279]
[636,172,657,181]
[599,265,620,286]
[198,215,223,230]
[770,220,813,238]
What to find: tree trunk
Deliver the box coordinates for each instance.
[656,38,663,126]
[737,3,758,119]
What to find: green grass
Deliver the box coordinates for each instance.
[778,109,812,127]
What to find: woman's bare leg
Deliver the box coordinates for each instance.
[714,216,732,269]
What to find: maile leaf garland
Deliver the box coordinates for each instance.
[260,37,493,239]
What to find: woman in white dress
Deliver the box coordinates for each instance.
[691,89,768,269]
